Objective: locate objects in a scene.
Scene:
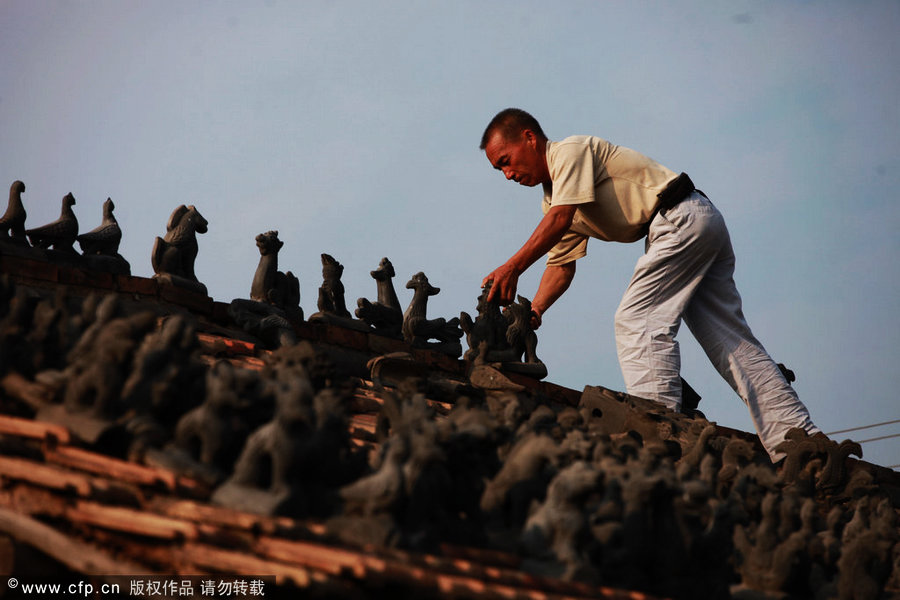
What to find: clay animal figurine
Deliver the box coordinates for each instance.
[76,198,130,275]
[402,272,463,357]
[26,192,79,253]
[0,180,27,243]
[250,230,301,318]
[355,257,403,337]
[502,295,544,369]
[462,291,546,378]
[229,231,301,348]
[152,360,245,484]
[77,198,122,256]
[151,205,208,294]
[522,461,600,576]
[211,374,316,515]
[316,253,351,318]
[459,281,505,362]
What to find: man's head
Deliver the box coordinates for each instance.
[481,108,550,187]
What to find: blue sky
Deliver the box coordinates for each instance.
[2,1,898,469]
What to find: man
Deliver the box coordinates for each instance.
[480,108,819,462]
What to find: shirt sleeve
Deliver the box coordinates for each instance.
[546,140,597,207]
[546,230,588,266]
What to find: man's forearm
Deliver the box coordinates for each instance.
[484,204,577,304]
[532,261,576,317]
[507,205,578,272]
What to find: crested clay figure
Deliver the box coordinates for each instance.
[0,180,27,245]
[402,271,463,357]
[211,375,313,515]
[211,349,360,517]
[229,230,302,348]
[316,253,351,318]
[459,281,505,362]
[249,230,301,318]
[355,257,403,337]
[309,253,369,331]
[77,197,130,275]
[461,287,546,379]
[151,204,209,295]
[26,192,79,254]
[146,360,248,485]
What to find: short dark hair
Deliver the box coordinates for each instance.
[479,108,547,150]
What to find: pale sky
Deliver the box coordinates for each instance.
[2,1,898,469]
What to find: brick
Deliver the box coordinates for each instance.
[0,255,59,283]
[412,347,465,374]
[210,301,232,324]
[58,266,115,290]
[158,284,213,315]
[116,275,159,297]
[367,333,407,355]
[293,321,320,342]
[322,325,368,351]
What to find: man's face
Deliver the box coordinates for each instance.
[484,129,549,187]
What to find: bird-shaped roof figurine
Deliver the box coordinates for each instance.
[0,180,28,244]
[77,197,122,256]
[26,192,79,253]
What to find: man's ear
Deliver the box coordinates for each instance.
[522,128,537,147]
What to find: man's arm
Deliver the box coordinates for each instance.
[482,204,577,305]
[530,261,576,329]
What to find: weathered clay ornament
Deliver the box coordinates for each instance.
[316,253,351,318]
[460,281,506,362]
[77,197,130,275]
[0,180,27,244]
[229,231,302,348]
[151,205,208,295]
[310,253,369,330]
[402,272,463,357]
[250,230,301,317]
[355,257,403,337]
[146,360,246,485]
[461,286,546,379]
[26,192,79,254]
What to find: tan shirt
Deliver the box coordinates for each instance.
[542,135,678,266]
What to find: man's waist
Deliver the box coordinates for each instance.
[657,172,701,212]
[638,173,706,238]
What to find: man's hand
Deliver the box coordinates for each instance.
[482,205,577,307]
[482,263,520,305]
[530,308,543,330]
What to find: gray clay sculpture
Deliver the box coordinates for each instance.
[355,257,403,337]
[211,375,315,515]
[316,253,351,318]
[250,230,301,316]
[77,198,130,275]
[402,272,463,357]
[26,192,79,254]
[151,204,208,295]
[77,198,122,256]
[309,253,370,331]
[459,281,505,362]
[228,230,302,349]
[0,180,27,244]
[461,286,546,379]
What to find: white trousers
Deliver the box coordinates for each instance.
[614,192,820,461]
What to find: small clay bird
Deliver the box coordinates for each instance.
[77,197,122,256]
[0,180,27,242]
[26,192,79,253]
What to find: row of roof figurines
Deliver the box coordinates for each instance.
[0,180,546,378]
